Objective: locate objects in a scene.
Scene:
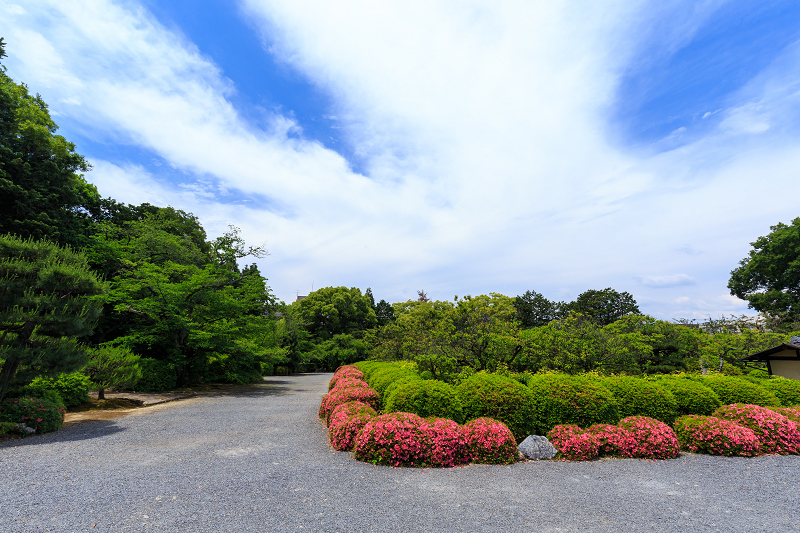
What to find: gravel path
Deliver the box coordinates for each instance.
[2,373,799,532]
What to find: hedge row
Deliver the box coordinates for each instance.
[547,417,681,461]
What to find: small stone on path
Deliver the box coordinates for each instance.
[518,435,557,460]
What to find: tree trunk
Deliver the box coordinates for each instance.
[0,357,20,402]
[98,388,105,400]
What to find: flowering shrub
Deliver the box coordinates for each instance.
[0,397,65,434]
[616,416,680,459]
[328,365,364,390]
[353,412,431,467]
[385,379,464,423]
[462,417,517,465]
[526,373,619,434]
[713,403,800,454]
[457,373,536,441]
[318,386,380,423]
[425,418,468,467]
[586,424,637,456]
[557,432,601,461]
[600,377,678,425]
[758,378,800,407]
[673,415,760,457]
[693,375,779,407]
[328,401,377,451]
[330,377,371,393]
[772,406,800,424]
[650,377,721,416]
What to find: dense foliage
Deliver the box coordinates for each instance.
[456,372,536,441]
[526,373,619,434]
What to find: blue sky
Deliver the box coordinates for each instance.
[2,0,799,318]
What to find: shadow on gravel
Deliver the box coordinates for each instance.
[0,421,126,449]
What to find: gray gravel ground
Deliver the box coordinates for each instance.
[2,372,799,533]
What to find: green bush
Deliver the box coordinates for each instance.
[0,421,24,437]
[692,375,779,407]
[361,363,421,403]
[385,379,464,423]
[758,377,800,407]
[597,376,678,424]
[8,385,66,410]
[135,359,178,392]
[457,372,536,441]
[1,397,64,433]
[526,373,619,434]
[651,377,721,416]
[29,372,91,407]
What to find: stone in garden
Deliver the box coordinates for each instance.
[518,435,557,460]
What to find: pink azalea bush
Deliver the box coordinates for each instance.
[547,417,680,460]
[771,406,800,424]
[713,403,800,455]
[462,417,517,465]
[328,365,364,390]
[673,415,760,457]
[353,412,432,467]
[425,418,469,468]
[319,386,381,423]
[615,416,680,459]
[327,401,377,451]
[330,377,372,392]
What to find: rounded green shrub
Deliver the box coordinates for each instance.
[650,377,721,416]
[457,372,536,441]
[135,359,178,392]
[368,365,421,402]
[526,373,619,434]
[758,377,800,407]
[10,385,66,410]
[693,375,779,407]
[29,372,90,407]
[1,397,64,434]
[600,376,678,425]
[385,379,464,423]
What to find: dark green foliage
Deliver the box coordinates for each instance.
[728,217,800,320]
[562,288,640,326]
[599,376,678,424]
[692,375,780,407]
[456,372,536,441]
[135,358,177,392]
[83,345,141,399]
[385,379,464,423]
[515,290,562,328]
[526,373,619,434]
[0,46,100,249]
[1,396,64,433]
[758,377,800,407]
[8,384,65,410]
[309,334,369,371]
[28,372,90,407]
[0,235,105,401]
[650,376,721,416]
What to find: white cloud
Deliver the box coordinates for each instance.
[1,0,798,318]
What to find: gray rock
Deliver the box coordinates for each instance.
[518,434,557,460]
[15,423,36,434]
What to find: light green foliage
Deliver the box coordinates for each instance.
[294,286,377,343]
[758,377,800,407]
[526,373,619,434]
[649,376,721,416]
[83,345,141,399]
[28,372,91,407]
[599,376,678,425]
[456,372,536,441]
[728,217,800,320]
[385,379,464,423]
[691,374,780,407]
[0,235,105,400]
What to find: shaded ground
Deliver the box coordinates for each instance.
[1,373,798,533]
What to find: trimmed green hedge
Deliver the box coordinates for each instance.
[28,372,91,407]
[691,375,779,407]
[457,372,536,441]
[650,376,721,416]
[385,379,464,423]
[758,377,800,407]
[526,373,619,434]
[599,376,678,425]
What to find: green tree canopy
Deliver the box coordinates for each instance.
[293,286,377,342]
[0,39,100,248]
[0,235,105,400]
[728,217,800,321]
[563,288,640,326]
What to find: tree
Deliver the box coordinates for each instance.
[563,288,640,326]
[0,39,101,248]
[83,345,141,400]
[293,286,377,342]
[728,217,800,321]
[514,290,562,328]
[0,235,105,400]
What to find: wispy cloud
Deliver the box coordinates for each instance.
[1,0,798,319]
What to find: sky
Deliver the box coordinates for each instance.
[1,0,799,319]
